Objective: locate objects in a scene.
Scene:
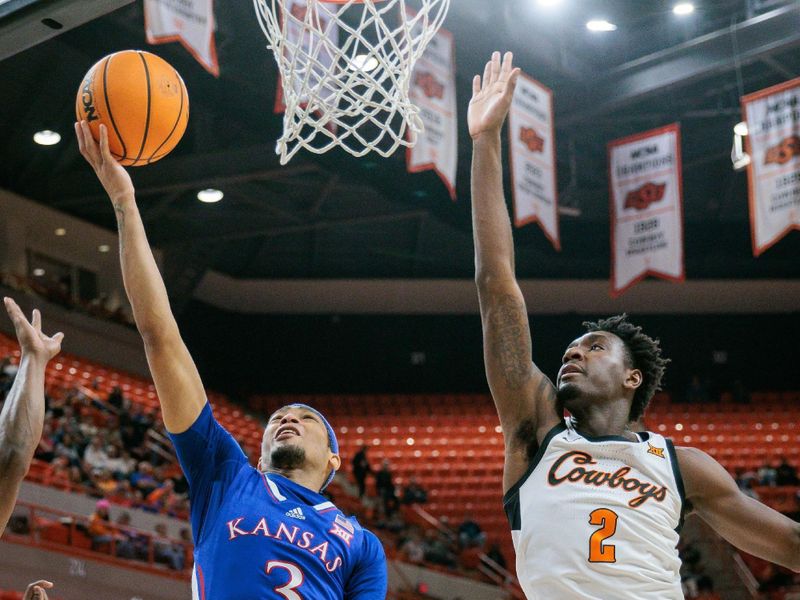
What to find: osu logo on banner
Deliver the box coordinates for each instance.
[765,135,800,165]
[414,72,444,99]
[519,127,544,153]
[624,182,666,211]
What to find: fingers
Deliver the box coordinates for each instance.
[32,308,41,332]
[482,60,491,91]
[78,120,101,165]
[3,296,24,325]
[472,75,481,97]
[52,332,65,345]
[504,68,521,97]
[501,51,514,77]
[490,51,501,86]
[99,124,112,162]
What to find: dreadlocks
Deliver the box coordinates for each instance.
[583,314,669,422]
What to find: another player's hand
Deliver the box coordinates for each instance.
[3,298,64,364]
[468,51,521,141]
[75,120,135,204]
[23,580,53,600]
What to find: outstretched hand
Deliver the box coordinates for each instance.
[3,298,63,363]
[23,580,53,600]
[75,120,134,203]
[468,51,521,141]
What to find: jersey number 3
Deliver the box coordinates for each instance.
[266,561,305,600]
[588,508,618,563]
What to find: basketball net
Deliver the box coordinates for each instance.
[253,0,450,164]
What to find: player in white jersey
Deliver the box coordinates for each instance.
[468,51,800,599]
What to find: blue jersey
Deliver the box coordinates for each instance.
[169,403,387,599]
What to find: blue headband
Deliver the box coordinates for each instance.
[281,404,339,491]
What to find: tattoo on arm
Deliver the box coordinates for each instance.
[113,203,125,249]
[489,294,532,390]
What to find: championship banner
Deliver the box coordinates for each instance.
[608,124,685,297]
[144,0,219,77]
[407,24,457,200]
[274,0,339,115]
[508,73,559,250]
[741,77,800,256]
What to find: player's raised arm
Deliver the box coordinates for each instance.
[0,298,63,535]
[75,121,206,434]
[469,52,560,493]
[677,446,800,571]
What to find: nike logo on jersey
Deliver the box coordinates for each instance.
[285,507,306,520]
[548,450,668,508]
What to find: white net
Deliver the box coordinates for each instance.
[253,0,451,164]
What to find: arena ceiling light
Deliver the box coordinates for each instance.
[33,130,61,145]
[586,19,617,32]
[673,2,695,16]
[98,244,111,253]
[32,268,45,277]
[197,188,224,203]
[536,0,562,7]
[54,228,66,236]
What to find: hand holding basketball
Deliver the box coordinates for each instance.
[75,120,135,204]
[468,51,521,140]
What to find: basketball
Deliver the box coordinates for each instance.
[75,50,189,167]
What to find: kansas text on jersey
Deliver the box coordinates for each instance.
[504,419,685,600]
[168,403,387,600]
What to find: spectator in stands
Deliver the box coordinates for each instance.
[83,436,109,471]
[130,461,158,495]
[457,514,487,549]
[93,467,119,496]
[776,457,798,486]
[685,374,709,404]
[423,528,457,569]
[116,511,151,560]
[105,444,130,478]
[352,444,372,499]
[41,455,71,487]
[758,461,777,487]
[401,476,428,505]
[144,478,177,512]
[0,297,63,536]
[153,523,184,570]
[35,422,56,462]
[375,459,396,512]
[88,498,118,550]
[734,467,757,490]
[107,385,127,412]
[399,528,425,564]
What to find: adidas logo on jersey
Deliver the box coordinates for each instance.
[285,507,306,520]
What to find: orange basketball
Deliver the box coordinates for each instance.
[76,50,189,167]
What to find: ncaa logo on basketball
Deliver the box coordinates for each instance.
[80,74,100,122]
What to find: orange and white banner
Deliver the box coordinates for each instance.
[741,78,800,256]
[608,124,685,297]
[144,0,218,77]
[407,26,457,200]
[274,0,339,114]
[508,73,559,249]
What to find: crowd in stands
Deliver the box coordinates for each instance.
[679,541,720,600]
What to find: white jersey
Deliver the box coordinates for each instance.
[504,418,685,600]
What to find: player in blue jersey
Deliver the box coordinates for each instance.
[76,121,388,599]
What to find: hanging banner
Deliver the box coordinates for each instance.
[274,0,340,115]
[407,24,457,200]
[741,77,800,256]
[608,124,685,297]
[144,0,219,77]
[508,73,559,250]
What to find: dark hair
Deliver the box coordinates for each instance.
[582,314,669,421]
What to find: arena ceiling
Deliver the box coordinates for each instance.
[1,0,799,314]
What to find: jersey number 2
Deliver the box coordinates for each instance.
[265,561,305,600]
[588,508,618,563]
